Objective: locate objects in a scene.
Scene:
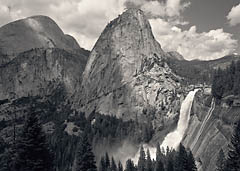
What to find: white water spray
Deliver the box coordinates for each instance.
[161,89,199,150]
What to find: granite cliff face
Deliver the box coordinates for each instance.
[79,9,183,124]
[0,16,89,100]
[0,48,87,100]
[182,91,239,171]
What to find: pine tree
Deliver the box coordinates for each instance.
[138,146,146,171]
[125,159,136,171]
[105,152,111,170]
[167,159,174,171]
[186,151,197,171]
[175,143,188,171]
[155,159,164,171]
[224,120,240,171]
[118,161,123,171]
[111,157,117,171]
[75,128,97,171]
[14,112,53,171]
[215,149,225,171]
[156,143,165,164]
[99,156,106,171]
[156,143,161,162]
[146,149,152,171]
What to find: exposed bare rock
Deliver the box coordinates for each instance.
[78,9,182,123]
[166,51,185,61]
[0,15,81,65]
[182,91,237,171]
[0,48,87,100]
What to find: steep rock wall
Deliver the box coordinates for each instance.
[0,48,87,100]
[78,9,183,124]
[183,91,239,171]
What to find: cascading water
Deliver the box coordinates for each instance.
[190,98,215,150]
[132,89,199,163]
[161,89,199,150]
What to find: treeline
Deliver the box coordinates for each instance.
[215,119,240,171]
[71,112,154,162]
[212,61,240,99]
[0,108,197,171]
[99,143,197,171]
[89,113,154,144]
[0,90,154,171]
[0,111,53,171]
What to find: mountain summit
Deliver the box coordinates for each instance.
[0,16,89,100]
[79,9,182,122]
[0,15,80,56]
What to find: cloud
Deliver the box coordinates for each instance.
[150,19,238,60]
[125,0,190,20]
[0,0,238,60]
[0,0,190,50]
[227,3,240,26]
[0,0,126,49]
[0,4,12,26]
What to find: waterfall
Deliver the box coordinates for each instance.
[131,89,199,163]
[161,89,199,150]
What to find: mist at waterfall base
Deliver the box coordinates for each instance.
[131,89,199,163]
[161,89,199,149]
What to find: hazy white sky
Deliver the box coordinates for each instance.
[0,0,239,60]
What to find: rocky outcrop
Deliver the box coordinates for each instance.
[0,15,81,65]
[166,51,185,61]
[182,91,238,171]
[0,48,87,100]
[78,8,182,124]
[0,15,89,100]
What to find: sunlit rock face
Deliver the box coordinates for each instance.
[182,91,236,171]
[0,15,83,67]
[0,15,89,100]
[0,48,87,100]
[79,8,182,122]
[0,15,80,56]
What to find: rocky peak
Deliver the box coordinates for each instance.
[79,9,182,123]
[0,15,80,57]
[83,8,165,82]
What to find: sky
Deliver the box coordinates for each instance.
[0,0,239,60]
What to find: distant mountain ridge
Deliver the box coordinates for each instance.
[166,53,240,84]
[0,15,81,60]
[0,15,89,100]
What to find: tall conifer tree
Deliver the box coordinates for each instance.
[14,112,53,171]
[75,128,97,171]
